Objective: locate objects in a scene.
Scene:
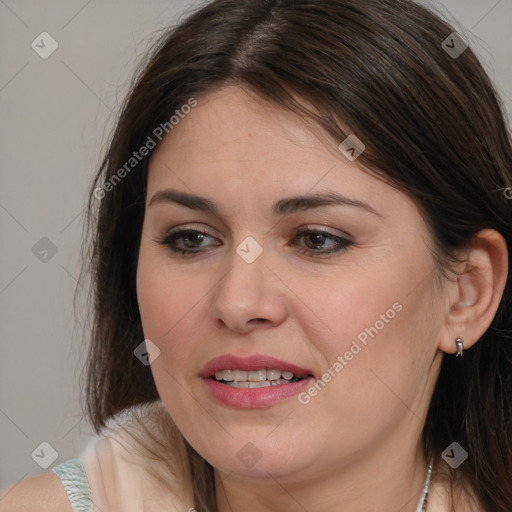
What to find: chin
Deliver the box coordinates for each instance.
[195,435,319,481]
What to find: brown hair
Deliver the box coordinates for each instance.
[80,0,512,510]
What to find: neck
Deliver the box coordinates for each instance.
[214,439,430,512]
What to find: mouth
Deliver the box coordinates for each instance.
[212,368,309,388]
[200,354,315,408]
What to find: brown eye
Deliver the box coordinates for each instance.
[291,228,353,256]
[156,228,220,255]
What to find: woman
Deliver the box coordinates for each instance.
[1,0,511,510]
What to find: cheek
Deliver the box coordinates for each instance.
[296,249,438,410]
[136,265,170,341]
[292,260,410,363]
[136,248,213,378]
[137,242,194,337]
[136,256,202,416]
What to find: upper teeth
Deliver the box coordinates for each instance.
[215,369,296,382]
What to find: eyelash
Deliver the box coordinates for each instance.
[155,226,353,257]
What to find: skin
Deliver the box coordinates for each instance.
[136,84,508,512]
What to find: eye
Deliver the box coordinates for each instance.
[155,227,220,255]
[290,227,353,256]
[154,225,353,257]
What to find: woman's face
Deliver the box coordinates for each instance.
[137,85,447,481]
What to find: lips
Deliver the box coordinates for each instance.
[200,354,315,408]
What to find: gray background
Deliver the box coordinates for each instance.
[1,0,511,489]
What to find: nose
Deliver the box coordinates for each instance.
[210,241,288,334]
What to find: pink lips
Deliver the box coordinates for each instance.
[200,354,315,409]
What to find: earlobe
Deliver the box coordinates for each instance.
[438,229,509,355]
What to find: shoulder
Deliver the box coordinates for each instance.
[81,400,195,511]
[0,401,194,512]
[0,472,72,512]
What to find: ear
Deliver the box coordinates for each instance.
[438,229,509,355]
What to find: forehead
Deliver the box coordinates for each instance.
[151,86,328,165]
[146,85,413,220]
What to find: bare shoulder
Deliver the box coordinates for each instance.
[0,472,72,512]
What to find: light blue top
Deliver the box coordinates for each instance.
[51,458,93,512]
[50,455,431,511]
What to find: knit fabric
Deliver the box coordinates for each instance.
[51,458,93,512]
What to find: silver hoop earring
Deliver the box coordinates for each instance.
[455,337,464,357]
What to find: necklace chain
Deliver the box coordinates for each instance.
[215,458,434,511]
[416,458,434,512]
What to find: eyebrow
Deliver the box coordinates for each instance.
[148,189,382,217]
